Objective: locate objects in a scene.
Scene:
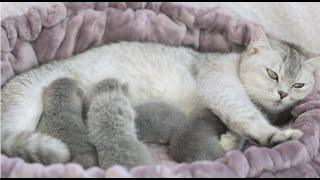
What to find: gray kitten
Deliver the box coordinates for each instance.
[135,102,244,163]
[134,102,187,144]
[87,78,153,169]
[169,108,244,163]
[37,78,98,168]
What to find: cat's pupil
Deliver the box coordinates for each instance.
[266,68,278,81]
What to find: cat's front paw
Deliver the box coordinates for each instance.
[267,129,303,147]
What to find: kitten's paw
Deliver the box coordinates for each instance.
[268,129,303,147]
[219,131,242,151]
[73,153,98,169]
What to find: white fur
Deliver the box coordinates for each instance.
[1,35,316,162]
[219,131,242,151]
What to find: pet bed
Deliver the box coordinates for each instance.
[1,2,320,178]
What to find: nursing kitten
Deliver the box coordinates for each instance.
[87,78,152,169]
[135,102,243,162]
[134,101,187,144]
[169,108,244,163]
[37,78,97,168]
[2,27,319,164]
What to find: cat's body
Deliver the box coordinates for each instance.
[1,28,319,164]
[37,78,97,168]
[1,40,202,164]
[87,78,152,169]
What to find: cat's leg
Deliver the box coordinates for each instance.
[197,74,303,147]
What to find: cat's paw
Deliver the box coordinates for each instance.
[219,131,242,151]
[267,129,303,147]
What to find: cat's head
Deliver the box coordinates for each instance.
[239,27,319,113]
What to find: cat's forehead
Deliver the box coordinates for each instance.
[281,48,303,80]
[272,44,305,81]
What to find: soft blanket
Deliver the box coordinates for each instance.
[1,2,320,178]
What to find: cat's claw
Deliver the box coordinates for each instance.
[267,129,303,147]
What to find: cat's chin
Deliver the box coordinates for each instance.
[265,106,286,114]
[256,100,292,115]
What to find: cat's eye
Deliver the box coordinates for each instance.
[292,83,305,88]
[266,68,278,80]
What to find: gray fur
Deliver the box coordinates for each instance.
[37,78,97,168]
[134,102,187,144]
[1,131,70,165]
[135,102,243,163]
[169,108,242,163]
[269,38,305,82]
[87,78,152,169]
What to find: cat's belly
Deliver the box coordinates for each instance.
[121,66,199,114]
[1,42,200,133]
[74,45,200,114]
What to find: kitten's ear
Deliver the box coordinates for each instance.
[305,56,320,72]
[247,27,271,53]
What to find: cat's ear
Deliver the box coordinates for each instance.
[305,56,320,73]
[247,27,272,54]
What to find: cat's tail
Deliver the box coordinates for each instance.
[1,131,70,165]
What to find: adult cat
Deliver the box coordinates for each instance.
[1,28,319,164]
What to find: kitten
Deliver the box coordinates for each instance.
[135,102,243,162]
[87,78,153,169]
[2,27,319,164]
[134,101,187,144]
[37,78,98,168]
[169,108,243,163]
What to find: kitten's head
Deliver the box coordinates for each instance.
[239,27,319,113]
[43,78,84,110]
[45,77,84,99]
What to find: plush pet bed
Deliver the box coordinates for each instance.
[1,2,320,178]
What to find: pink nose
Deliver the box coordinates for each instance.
[278,91,288,99]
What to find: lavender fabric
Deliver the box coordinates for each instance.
[1,2,320,178]
[1,2,256,86]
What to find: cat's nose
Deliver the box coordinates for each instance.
[278,90,288,99]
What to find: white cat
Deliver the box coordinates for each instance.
[1,28,319,164]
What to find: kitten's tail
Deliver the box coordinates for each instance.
[1,131,70,164]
